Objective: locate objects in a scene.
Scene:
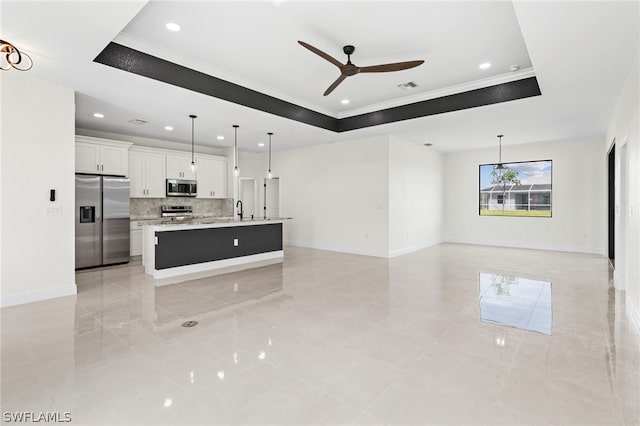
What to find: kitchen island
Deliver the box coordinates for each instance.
[142,218,290,281]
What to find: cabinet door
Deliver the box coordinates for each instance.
[100,145,128,176]
[167,155,196,180]
[76,142,99,173]
[196,157,213,198]
[166,155,185,179]
[183,157,197,180]
[145,153,167,198]
[130,229,143,256]
[129,151,146,197]
[211,159,227,198]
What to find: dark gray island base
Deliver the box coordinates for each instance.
[143,219,288,280]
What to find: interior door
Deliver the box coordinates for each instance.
[240,178,256,218]
[264,177,280,218]
[608,143,615,266]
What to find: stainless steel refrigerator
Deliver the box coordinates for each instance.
[75,174,130,269]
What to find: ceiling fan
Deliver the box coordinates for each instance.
[298,41,425,96]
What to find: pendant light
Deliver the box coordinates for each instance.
[495,134,506,170]
[189,114,197,173]
[267,132,273,179]
[233,125,240,177]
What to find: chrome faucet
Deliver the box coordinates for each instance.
[236,200,243,220]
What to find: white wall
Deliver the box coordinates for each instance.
[606,51,640,331]
[443,136,606,254]
[388,136,444,256]
[274,135,390,257]
[1,73,76,307]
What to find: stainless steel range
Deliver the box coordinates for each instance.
[161,205,193,221]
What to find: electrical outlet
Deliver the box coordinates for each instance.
[234,238,239,247]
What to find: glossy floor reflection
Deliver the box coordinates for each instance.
[1,244,639,425]
[478,273,553,335]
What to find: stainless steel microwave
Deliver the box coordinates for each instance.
[166,179,197,197]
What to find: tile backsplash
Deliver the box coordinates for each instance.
[131,198,234,219]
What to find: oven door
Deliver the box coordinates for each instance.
[166,179,197,197]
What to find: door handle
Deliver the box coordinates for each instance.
[101,164,104,171]
[96,164,100,171]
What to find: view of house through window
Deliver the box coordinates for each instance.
[479,160,552,217]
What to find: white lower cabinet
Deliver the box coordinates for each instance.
[130,222,143,256]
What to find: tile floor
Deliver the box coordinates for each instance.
[1,244,639,425]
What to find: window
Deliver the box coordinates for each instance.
[479,160,552,217]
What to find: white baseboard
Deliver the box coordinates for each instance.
[1,284,77,308]
[443,238,606,256]
[627,295,640,335]
[388,240,442,258]
[284,240,390,258]
[613,269,627,290]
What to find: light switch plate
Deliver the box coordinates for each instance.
[45,205,62,216]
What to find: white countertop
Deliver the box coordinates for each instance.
[143,217,292,232]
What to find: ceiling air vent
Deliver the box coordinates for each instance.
[398,81,418,90]
[128,119,147,125]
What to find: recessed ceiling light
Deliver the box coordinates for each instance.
[166,22,181,32]
[164,126,173,131]
[509,65,520,72]
[341,99,350,105]
[258,143,265,147]
[424,143,433,147]
[217,135,224,140]
[479,62,491,70]
[93,113,104,118]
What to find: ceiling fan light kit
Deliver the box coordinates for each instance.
[0,39,33,71]
[298,40,425,96]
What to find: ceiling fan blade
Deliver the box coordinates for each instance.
[298,41,344,68]
[323,74,347,96]
[359,60,425,73]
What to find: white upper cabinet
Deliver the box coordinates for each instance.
[166,154,196,180]
[75,136,132,176]
[196,155,228,199]
[129,149,166,198]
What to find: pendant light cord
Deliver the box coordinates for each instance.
[233,125,239,173]
[268,132,273,173]
[189,114,197,165]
